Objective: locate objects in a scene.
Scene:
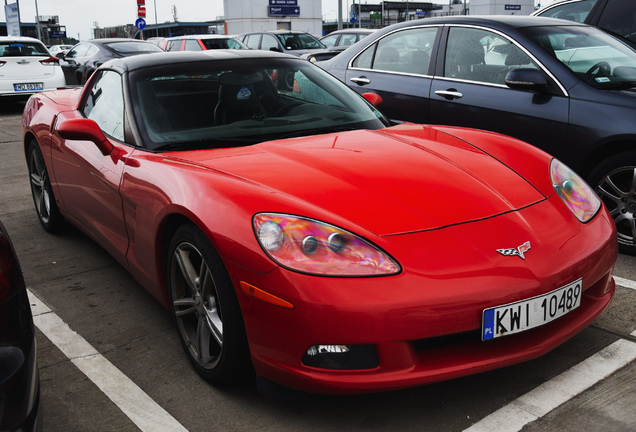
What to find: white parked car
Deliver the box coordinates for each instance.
[48,44,74,57]
[0,36,65,98]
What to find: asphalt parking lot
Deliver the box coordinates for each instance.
[1,99,635,432]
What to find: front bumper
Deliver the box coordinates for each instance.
[227,196,618,394]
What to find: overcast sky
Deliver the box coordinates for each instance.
[10,0,558,42]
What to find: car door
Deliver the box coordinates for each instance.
[429,25,569,153]
[343,25,441,123]
[50,70,132,264]
[261,34,281,51]
[61,43,90,85]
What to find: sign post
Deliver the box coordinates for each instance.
[4,3,21,37]
[136,0,146,38]
[268,0,300,17]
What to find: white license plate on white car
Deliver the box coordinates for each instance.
[482,279,582,340]
[14,83,43,91]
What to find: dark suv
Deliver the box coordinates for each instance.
[532,0,636,43]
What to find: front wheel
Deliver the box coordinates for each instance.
[167,224,252,384]
[588,151,636,255]
[27,140,65,233]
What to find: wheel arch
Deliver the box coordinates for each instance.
[581,138,636,182]
[23,131,38,160]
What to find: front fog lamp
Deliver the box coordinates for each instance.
[253,213,401,276]
[302,344,379,370]
[550,159,601,223]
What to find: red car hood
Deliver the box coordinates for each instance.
[176,125,546,236]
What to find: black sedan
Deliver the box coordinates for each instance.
[320,15,636,255]
[0,220,41,431]
[60,38,163,85]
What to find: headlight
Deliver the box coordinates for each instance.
[253,213,401,276]
[550,159,601,223]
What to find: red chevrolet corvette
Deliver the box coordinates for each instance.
[22,50,617,394]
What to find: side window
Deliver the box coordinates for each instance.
[444,27,538,85]
[352,44,375,69]
[66,43,89,59]
[85,45,99,57]
[339,34,357,47]
[538,0,598,22]
[320,34,338,48]
[184,39,202,51]
[597,0,636,43]
[244,34,261,49]
[82,70,125,141]
[166,40,182,52]
[356,27,437,75]
[261,34,279,51]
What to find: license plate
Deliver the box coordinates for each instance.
[14,83,44,91]
[482,279,582,340]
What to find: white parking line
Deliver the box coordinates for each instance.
[28,289,188,432]
[614,275,636,291]
[464,330,636,432]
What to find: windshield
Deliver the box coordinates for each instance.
[130,57,388,151]
[201,38,247,50]
[276,33,326,50]
[522,25,636,88]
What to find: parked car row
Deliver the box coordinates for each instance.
[5,6,635,398]
[319,15,636,255]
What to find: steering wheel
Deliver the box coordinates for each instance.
[584,61,611,81]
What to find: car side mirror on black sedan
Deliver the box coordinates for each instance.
[505,69,548,92]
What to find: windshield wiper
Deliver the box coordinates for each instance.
[153,137,253,152]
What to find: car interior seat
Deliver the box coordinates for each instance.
[214,72,270,125]
[446,36,485,80]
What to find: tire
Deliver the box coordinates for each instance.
[27,140,65,233]
[167,224,252,385]
[587,151,636,255]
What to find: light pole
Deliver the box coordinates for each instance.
[154,0,158,37]
[34,0,42,40]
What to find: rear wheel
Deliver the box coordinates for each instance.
[588,151,636,255]
[167,224,252,384]
[27,140,65,233]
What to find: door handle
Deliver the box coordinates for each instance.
[434,90,463,100]
[350,76,371,86]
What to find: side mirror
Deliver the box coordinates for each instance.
[269,46,283,53]
[362,92,383,107]
[505,68,548,92]
[57,118,113,155]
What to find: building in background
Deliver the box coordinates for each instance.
[223,0,322,36]
[1,15,69,45]
[471,0,534,15]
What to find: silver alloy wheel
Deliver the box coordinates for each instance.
[170,241,223,370]
[596,166,636,248]
[29,148,52,224]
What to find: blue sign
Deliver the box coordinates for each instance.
[135,17,146,29]
[270,0,297,5]
[49,30,67,38]
[350,12,358,23]
[268,6,300,16]
[505,5,522,10]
